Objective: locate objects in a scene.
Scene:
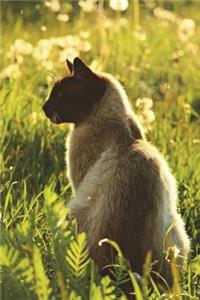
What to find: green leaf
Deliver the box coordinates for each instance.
[66,232,90,279]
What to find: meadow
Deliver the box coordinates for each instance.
[0,1,200,299]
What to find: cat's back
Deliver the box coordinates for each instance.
[75,137,170,210]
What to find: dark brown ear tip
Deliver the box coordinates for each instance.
[73,57,81,62]
[66,58,73,73]
[73,57,92,75]
[73,57,83,66]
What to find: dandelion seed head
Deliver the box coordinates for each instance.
[33,39,53,61]
[165,246,180,262]
[153,7,178,23]
[104,18,113,29]
[12,39,33,55]
[109,0,129,12]
[59,47,79,63]
[133,28,146,42]
[41,25,47,32]
[45,0,61,12]
[50,37,67,48]
[144,109,155,123]
[78,40,92,52]
[119,17,129,27]
[79,30,90,39]
[193,139,200,144]
[79,0,97,13]
[0,64,21,79]
[136,97,155,132]
[57,14,69,22]
[136,97,153,109]
[178,18,195,42]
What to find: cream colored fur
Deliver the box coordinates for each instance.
[66,73,190,283]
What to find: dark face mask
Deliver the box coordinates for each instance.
[43,57,106,125]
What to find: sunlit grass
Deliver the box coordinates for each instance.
[0,1,200,299]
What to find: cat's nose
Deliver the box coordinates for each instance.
[43,102,47,112]
[43,101,51,117]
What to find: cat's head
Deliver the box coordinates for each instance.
[43,57,106,124]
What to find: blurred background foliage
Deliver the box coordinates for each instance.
[0,1,200,299]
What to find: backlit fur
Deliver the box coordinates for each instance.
[43,58,190,286]
[66,72,190,284]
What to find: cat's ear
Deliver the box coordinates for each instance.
[66,59,73,73]
[73,57,92,76]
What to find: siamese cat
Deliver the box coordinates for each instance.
[43,57,190,287]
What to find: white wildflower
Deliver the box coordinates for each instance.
[59,48,80,63]
[109,0,129,11]
[50,35,82,49]
[78,40,92,52]
[136,97,155,132]
[119,17,129,27]
[136,97,153,109]
[33,39,53,61]
[165,246,180,262]
[79,0,97,13]
[178,18,195,42]
[79,30,90,39]
[144,109,155,123]
[50,37,67,48]
[153,7,178,23]
[104,18,114,29]
[65,35,80,48]
[41,25,47,32]
[57,14,69,22]
[193,139,200,144]
[0,64,21,79]
[12,39,33,55]
[133,28,146,41]
[45,0,60,12]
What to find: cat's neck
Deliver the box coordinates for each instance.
[75,73,145,138]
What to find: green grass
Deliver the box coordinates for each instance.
[0,1,200,299]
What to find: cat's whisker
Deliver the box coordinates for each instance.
[51,111,57,123]
[55,111,61,122]
[47,71,60,87]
